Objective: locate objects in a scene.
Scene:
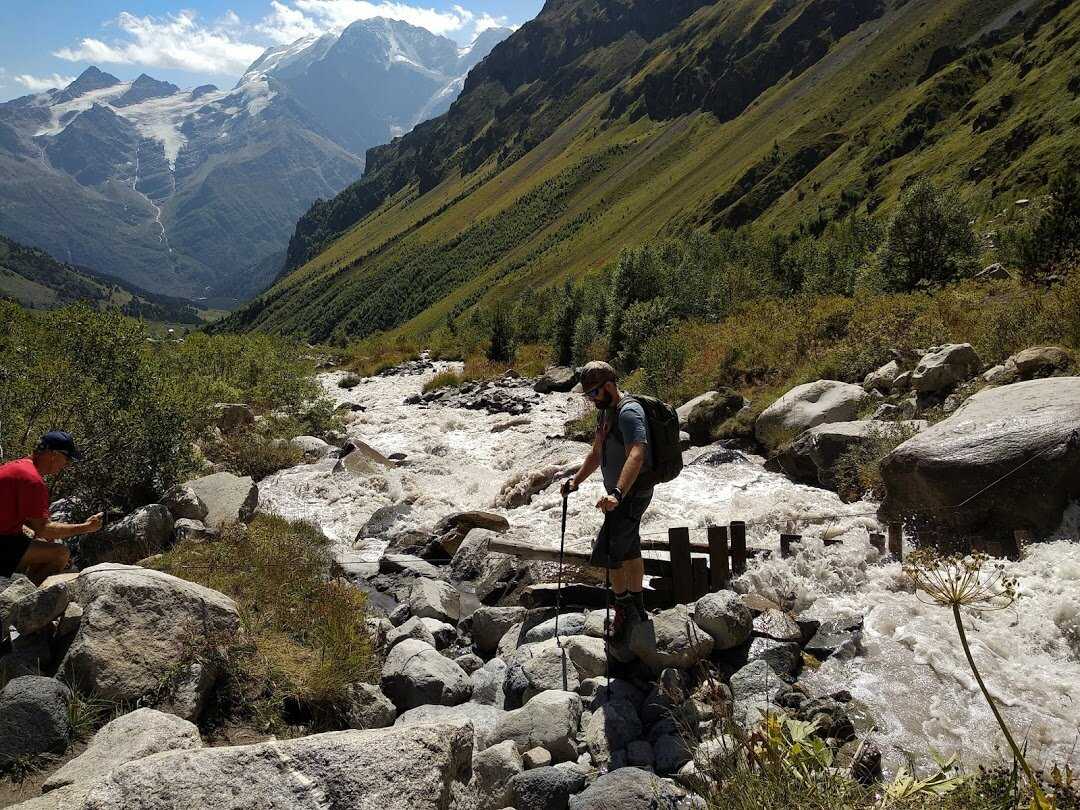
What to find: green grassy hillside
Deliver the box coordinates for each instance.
[219,0,1080,343]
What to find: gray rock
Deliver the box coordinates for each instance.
[754,380,869,450]
[433,511,510,554]
[1005,345,1073,379]
[172,518,215,544]
[472,606,527,654]
[9,580,71,636]
[79,505,174,567]
[676,390,745,447]
[747,637,801,679]
[1,575,38,622]
[522,746,552,769]
[184,472,259,528]
[654,734,691,775]
[752,609,803,643]
[880,377,1080,536]
[408,577,462,624]
[380,553,442,580]
[564,635,606,679]
[395,701,506,751]
[776,420,927,490]
[729,660,791,704]
[78,721,474,809]
[492,689,583,763]
[57,601,83,637]
[805,620,862,660]
[578,677,644,710]
[983,364,1010,384]
[379,638,471,711]
[510,765,588,810]
[475,740,523,810]
[344,682,396,730]
[509,639,581,703]
[911,344,981,394]
[421,617,457,649]
[386,615,437,650]
[630,605,713,675]
[627,739,654,768]
[585,698,642,768]
[43,708,201,791]
[534,366,578,394]
[692,591,752,650]
[863,360,901,393]
[455,652,484,674]
[61,564,240,720]
[290,436,332,459]
[160,486,208,522]
[471,657,510,708]
[0,676,72,765]
[388,603,411,627]
[525,612,586,643]
[569,767,685,809]
[213,403,255,434]
[976,262,1010,280]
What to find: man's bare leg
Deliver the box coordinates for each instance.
[16,541,70,586]
[623,558,645,593]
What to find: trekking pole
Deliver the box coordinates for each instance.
[603,513,613,699]
[555,491,568,646]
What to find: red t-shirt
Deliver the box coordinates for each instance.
[0,458,50,535]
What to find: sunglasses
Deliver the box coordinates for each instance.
[583,382,608,400]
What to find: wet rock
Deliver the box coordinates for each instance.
[408,577,462,623]
[43,708,201,792]
[386,615,438,650]
[471,657,510,708]
[747,637,800,680]
[693,591,752,650]
[344,682,396,730]
[880,378,1080,536]
[213,403,254,434]
[357,502,414,542]
[729,660,791,704]
[0,676,72,765]
[172,518,216,544]
[805,619,862,660]
[776,420,927,490]
[631,605,713,674]
[160,485,208,522]
[525,612,586,643]
[79,504,174,567]
[535,366,578,394]
[523,746,552,769]
[491,689,583,763]
[1005,345,1073,379]
[184,472,259,528]
[911,344,981,394]
[338,440,397,475]
[380,553,443,579]
[77,721,473,810]
[472,606,527,654]
[8,579,71,636]
[677,389,745,447]
[863,360,901,393]
[380,638,472,711]
[585,698,642,767]
[755,380,869,451]
[797,696,856,743]
[510,765,588,810]
[475,740,523,810]
[395,701,506,751]
[752,609,803,643]
[568,767,685,809]
[61,564,240,720]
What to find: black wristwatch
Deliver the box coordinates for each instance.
[612,487,623,503]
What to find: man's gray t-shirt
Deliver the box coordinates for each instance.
[600,398,654,497]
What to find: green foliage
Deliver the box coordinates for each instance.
[552,280,580,367]
[1017,163,1080,280]
[640,327,688,402]
[833,422,924,502]
[153,515,377,733]
[877,180,980,291]
[211,434,305,482]
[487,306,517,363]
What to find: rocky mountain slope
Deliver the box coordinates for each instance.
[220,0,1080,342]
[0,235,201,324]
[0,21,511,302]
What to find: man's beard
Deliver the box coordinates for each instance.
[593,391,613,410]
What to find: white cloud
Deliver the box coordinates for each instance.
[12,72,77,93]
[54,10,265,76]
[259,1,510,43]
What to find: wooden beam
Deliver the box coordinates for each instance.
[888,523,903,561]
[692,557,709,600]
[669,527,694,605]
[708,526,729,591]
[730,521,747,575]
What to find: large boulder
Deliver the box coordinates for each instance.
[510,765,588,810]
[0,676,72,765]
[585,698,643,768]
[471,606,527,654]
[534,367,578,394]
[629,604,714,674]
[474,740,523,810]
[160,485,209,522]
[379,638,472,711]
[395,701,506,751]
[506,638,581,703]
[776,420,927,490]
[677,389,746,447]
[880,378,1080,536]
[862,360,902,393]
[43,708,201,792]
[183,472,259,528]
[568,767,685,809]
[1004,346,1074,380]
[61,565,240,720]
[692,591,752,650]
[343,682,397,730]
[74,722,474,810]
[910,344,981,394]
[409,577,464,624]
[78,505,174,567]
[8,579,72,636]
[754,381,868,451]
[491,689,582,763]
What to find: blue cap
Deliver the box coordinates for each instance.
[36,431,82,461]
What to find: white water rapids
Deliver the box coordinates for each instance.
[258,363,1080,773]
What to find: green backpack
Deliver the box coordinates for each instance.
[617,394,684,488]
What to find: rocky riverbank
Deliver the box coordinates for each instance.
[1,357,1078,808]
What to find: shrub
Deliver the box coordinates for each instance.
[641,327,689,402]
[338,373,362,389]
[212,433,304,482]
[877,179,980,291]
[832,422,923,502]
[1017,163,1080,280]
[487,306,517,363]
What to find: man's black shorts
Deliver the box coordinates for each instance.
[590,493,652,569]
[0,534,31,578]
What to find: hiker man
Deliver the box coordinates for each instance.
[561,361,654,641]
[0,432,102,585]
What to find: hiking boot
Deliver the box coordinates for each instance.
[606,604,626,643]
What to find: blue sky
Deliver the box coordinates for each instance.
[0,0,544,100]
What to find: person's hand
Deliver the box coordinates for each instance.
[84,513,104,533]
[560,479,578,498]
[596,495,618,513]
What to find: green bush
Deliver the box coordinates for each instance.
[1017,163,1080,280]
[487,306,517,363]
